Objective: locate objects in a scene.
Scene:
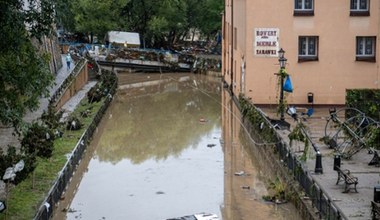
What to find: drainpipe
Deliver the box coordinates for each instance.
[377,2,380,90]
[230,0,234,96]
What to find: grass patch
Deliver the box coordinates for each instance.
[1,99,104,220]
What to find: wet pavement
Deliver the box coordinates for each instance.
[53,73,301,220]
[260,106,380,219]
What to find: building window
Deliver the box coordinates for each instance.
[350,0,370,16]
[356,36,376,62]
[294,0,314,16]
[298,36,318,62]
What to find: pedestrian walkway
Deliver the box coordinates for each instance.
[0,55,73,150]
[60,81,97,121]
[0,54,96,198]
[261,106,380,219]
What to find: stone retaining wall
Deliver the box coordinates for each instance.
[50,59,88,111]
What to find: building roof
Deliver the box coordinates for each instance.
[105,31,140,46]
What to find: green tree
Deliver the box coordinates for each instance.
[121,0,159,47]
[197,0,223,38]
[146,0,223,47]
[121,0,188,48]
[0,0,55,132]
[154,0,187,46]
[71,0,130,43]
[54,0,76,32]
[182,0,203,41]
[56,0,223,48]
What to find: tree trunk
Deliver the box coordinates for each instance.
[191,29,196,42]
[90,32,94,44]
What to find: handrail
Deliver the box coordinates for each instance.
[237,95,349,220]
[49,58,86,107]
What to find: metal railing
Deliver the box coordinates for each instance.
[239,96,348,220]
[274,131,346,219]
[49,58,86,107]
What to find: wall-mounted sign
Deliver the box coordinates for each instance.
[254,28,279,57]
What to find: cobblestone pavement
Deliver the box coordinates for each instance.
[261,106,380,219]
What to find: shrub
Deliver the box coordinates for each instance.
[66,116,82,130]
[21,123,54,158]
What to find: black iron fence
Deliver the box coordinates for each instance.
[238,96,348,220]
[271,117,347,220]
[33,68,117,220]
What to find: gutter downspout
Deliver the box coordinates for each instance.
[230,0,234,96]
[377,1,380,89]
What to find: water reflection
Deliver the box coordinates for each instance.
[55,73,225,220]
[96,74,221,164]
[221,90,302,220]
[54,72,302,220]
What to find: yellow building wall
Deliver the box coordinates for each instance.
[224,0,380,105]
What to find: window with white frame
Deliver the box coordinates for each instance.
[298,36,318,61]
[350,0,370,16]
[294,0,314,16]
[356,36,376,61]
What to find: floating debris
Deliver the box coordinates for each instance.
[262,195,288,204]
[199,118,208,123]
[167,212,219,220]
[234,171,245,176]
[62,207,77,213]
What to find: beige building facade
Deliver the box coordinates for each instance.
[222,0,380,105]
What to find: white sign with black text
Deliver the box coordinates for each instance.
[254,28,279,57]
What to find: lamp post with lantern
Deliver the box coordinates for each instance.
[278,48,287,121]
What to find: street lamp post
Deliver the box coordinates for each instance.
[278,48,287,121]
[287,107,323,174]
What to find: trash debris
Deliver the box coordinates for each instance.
[194,213,219,220]
[241,186,250,189]
[62,207,77,213]
[274,199,287,204]
[199,118,208,123]
[262,195,288,204]
[234,171,245,176]
[207,144,216,148]
[167,212,219,220]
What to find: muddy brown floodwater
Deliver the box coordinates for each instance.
[53,72,302,220]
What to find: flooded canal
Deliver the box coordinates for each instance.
[54,72,302,220]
